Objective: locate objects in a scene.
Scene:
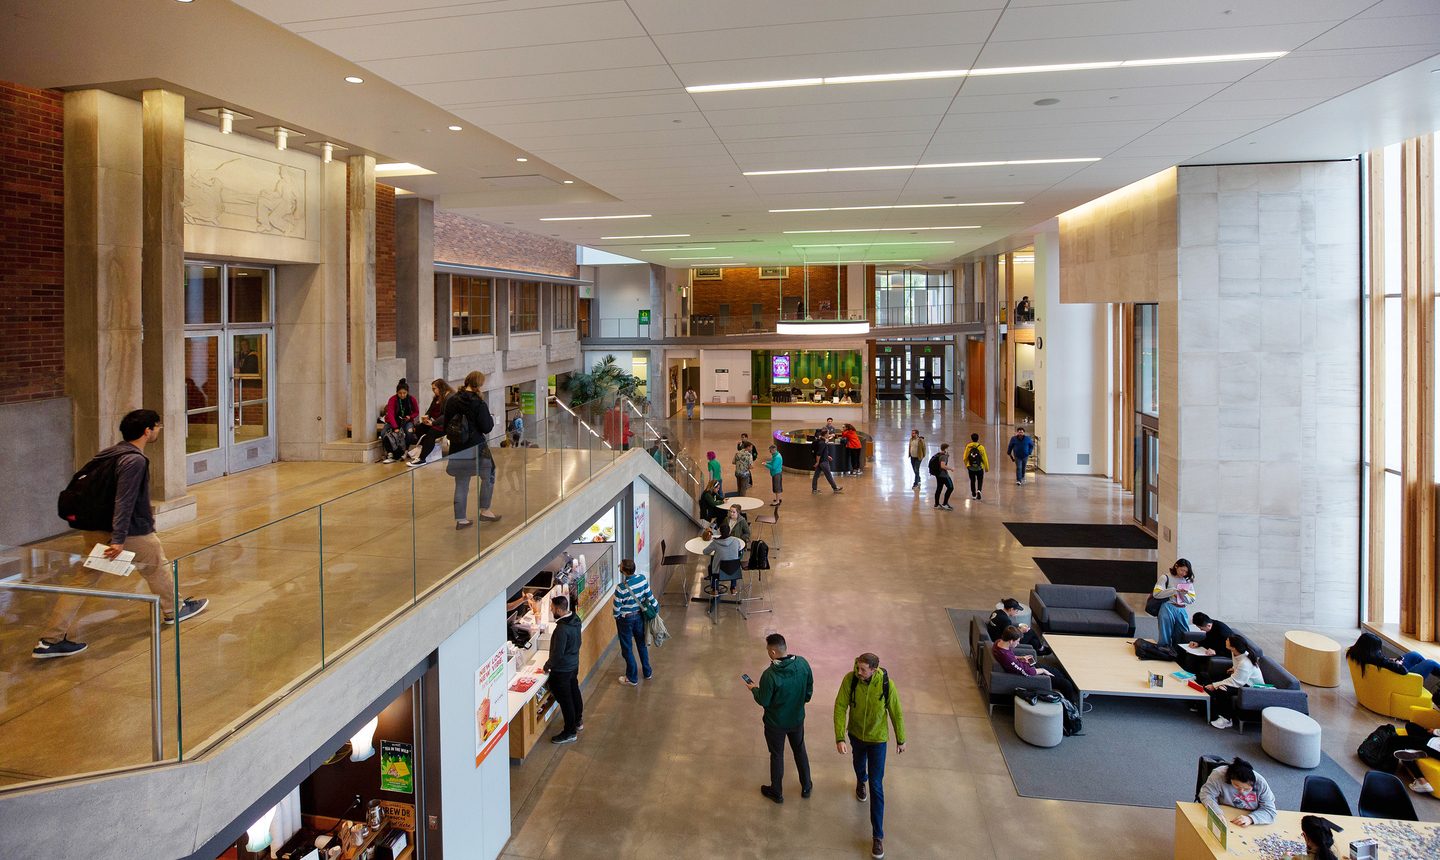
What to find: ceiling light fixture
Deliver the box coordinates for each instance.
[687,51,1288,93]
[515,157,528,162]
[218,109,234,134]
[782,225,980,234]
[777,320,871,336]
[746,157,1098,177]
[198,106,251,134]
[344,75,365,84]
[600,233,690,239]
[563,179,575,184]
[641,246,716,251]
[448,125,463,131]
[374,162,437,176]
[540,214,651,222]
[769,202,1021,212]
[306,140,348,163]
[793,241,955,247]
[258,126,303,152]
[670,256,733,260]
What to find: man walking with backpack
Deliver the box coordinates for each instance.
[41,409,208,658]
[834,653,907,860]
[962,433,989,500]
[745,633,813,804]
[929,443,955,510]
[1007,426,1035,486]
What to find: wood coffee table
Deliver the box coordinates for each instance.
[1045,634,1211,720]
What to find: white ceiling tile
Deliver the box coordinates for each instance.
[1176,98,1325,121]
[238,0,611,28]
[725,134,935,156]
[652,12,998,65]
[670,45,985,88]
[1301,15,1440,51]
[1244,47,1439,81]
[989,0,1370,42]
[625,0,1002,34]
[689,79,966,110]
[457,94,699,125]
[361,38,666,86]
[716,116,941,142]
[972,23,1338,67]
[1358,0,1440,17]
[412,66,681,107]
[942,83,1230,115]
[489,112,705,136]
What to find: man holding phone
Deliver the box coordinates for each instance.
[745,633,813,803]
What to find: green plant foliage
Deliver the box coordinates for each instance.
[566,354,646,408]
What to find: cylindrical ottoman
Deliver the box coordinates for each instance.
[1014,694,1063,748]
[1284,630,1342,687]
[1261,707,1322,768]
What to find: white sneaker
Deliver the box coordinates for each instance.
[381,455,396,464]
[1411,778,1434,794]
[1210,717,1233,730]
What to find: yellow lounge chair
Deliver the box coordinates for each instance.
[1348,657,1432,717]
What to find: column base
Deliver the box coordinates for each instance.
[153,494,197,531]
[321,440,382,463]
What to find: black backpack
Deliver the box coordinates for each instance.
[57,454,121,531]
[966,445,984,470]
[928,453,944,476]
[849,668,893,707]
[446,400,477,451]
[747,539,770,570]
[1358,724,1399,771]
[1059,696,1083,736]
[1134,639,1177,661]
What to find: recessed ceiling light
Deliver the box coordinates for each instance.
[792,241,955,247]
[600,233,691,239]
[746,157,1098,176]
[687,52,1287,93]
[515,157,528,162]
[640,246,716,251]
[540,214,651,222]
[374,162,436,176]
[448,125,462,131]
[1034,98,1061,106]
[344,75,365,84]
[176,0,195,4]
[825,259,926,264]
[783,226,980,234]
[770,202,1020,213]
[563,180,575,184]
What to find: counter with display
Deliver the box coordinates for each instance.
[772,427,874,472]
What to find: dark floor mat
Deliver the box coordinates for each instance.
[1004,521,1157,549]
[1033,557,1157,594]
[874,391,908,400]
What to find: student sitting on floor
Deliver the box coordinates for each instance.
[1203,634,1263,730]
[987,598,1048,654]
[1198,757,1276,828]
[991,626,1078,704]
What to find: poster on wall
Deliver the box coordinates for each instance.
[379,740,414,794]
[771,354,791,385]
[474,646,507,767]
[714,368,730,392]
[634,499,647,557]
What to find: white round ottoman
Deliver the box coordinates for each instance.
[1261,706,1322,768]
[1014,694,1063,748]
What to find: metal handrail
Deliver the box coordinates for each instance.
[0,582,164,761]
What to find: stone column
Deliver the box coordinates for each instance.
[395,196,435,385]
[982,255,1000,422]
[64,89,142,469]
[348,155,378,456]
[846,263,865,318]
[140,89,193,519]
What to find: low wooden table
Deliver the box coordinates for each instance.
[1284,630,1343,687]
[1175,801,1440,859]
[1046,634,1210,719]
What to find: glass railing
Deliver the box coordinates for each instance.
[1,408,637,789]
[588,305,988,339]
[616,396,705,505]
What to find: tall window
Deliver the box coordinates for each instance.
[510,281,539,332]
[873,269,954,326]
[553,284,576,330]
[451,275,492,337]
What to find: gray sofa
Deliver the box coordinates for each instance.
[980,643,1051,713]
[1029,584,1135,637]
[1230,654,1309,732]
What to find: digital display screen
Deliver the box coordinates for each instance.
[771,355,791,384]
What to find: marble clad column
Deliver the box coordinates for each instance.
[395,196,436,385]
[348,155,378,456]
[63,90,142,469]
[140,89,193,519]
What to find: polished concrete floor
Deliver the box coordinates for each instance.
[501,402,1434,860]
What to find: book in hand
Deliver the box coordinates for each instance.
[82,543,135,576]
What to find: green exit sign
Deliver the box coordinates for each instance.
[638,309,651,325]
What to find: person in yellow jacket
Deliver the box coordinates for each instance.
[962,432,990,501]
[834,653,907,860]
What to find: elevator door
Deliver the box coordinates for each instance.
[184,262,276,484]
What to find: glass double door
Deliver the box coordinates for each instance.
[184,262,276,483]
[876,354,905,393]
[913,353,945,394]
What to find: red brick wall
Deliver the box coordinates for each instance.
[376,183,396,344]
[0,81,64,405]
[689,266,848,317]
[434,211,577,279]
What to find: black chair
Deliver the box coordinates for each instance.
[1358,771,1418,821]
[658,539,690,605]
[754,501,780,551]
[1194,755,1227,802]
[706,558,744,624]
[1300,775,1352,817]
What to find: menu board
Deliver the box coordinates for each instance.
[474,646,507,766]
[772,354,791,384]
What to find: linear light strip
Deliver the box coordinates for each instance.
[639,246,716,251]
[746,157,1097,177]
[599,233,690,239]
[782,226,980,234]
[770,202,1021,212]
[670,256,733,260]
[792,241,955,247]
[686,52,1288,93]
[539,214,651,221]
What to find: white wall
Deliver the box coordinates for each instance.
[698,349,752,403]
[1034,230,1111,476]
[437,592,511,860]
[592,264,653,338]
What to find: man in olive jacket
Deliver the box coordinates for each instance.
[834,653,907,860]
[746,633,813,803]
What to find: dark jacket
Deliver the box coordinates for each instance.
[752,654,813,729]
[544,611,582,674]
[1007,434,1034,459]
[98,442,154,544]
[443,389,494,453]
[1197,620,1235,654]
[986,608,1013,643]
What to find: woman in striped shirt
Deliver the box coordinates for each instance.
[613,559,656,686]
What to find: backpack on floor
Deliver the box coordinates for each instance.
[928,453,944,476]
[1059,696,1083,736]
[1358,724,1399,771]
[747,539,770,570]
[57,454,121,531]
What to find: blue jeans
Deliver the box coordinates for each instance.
[1157,602,1189,648]
[1403,651,1440,679]
[909,457,922,484]
[1014,455,1028,483]
[850,735,887,839]
[616,612,651,683]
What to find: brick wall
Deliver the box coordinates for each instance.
[376,183,396,344]
[434,211,577,279]
[689,266,848,317]
[0,81,64,404]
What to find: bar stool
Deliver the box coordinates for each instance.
[754,502,781,553]
[708,558,744,624]
[658,539,691,606]
[736,557,772,620]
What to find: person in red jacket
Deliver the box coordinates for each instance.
[841,424,863,476]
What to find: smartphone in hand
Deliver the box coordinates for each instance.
[741,673,753,685]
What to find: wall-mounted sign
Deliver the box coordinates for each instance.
[714,368,730,392]
[758,267,788,279]
[520,391,536,415]
[380,741,414,794]
[693,267,723,281]
[638,309,651,325]
[771,355,791,385]
[474,647,507,767]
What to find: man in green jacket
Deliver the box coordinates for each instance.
[745,633,813,804]
[834,652,907,860]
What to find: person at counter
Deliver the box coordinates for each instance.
[700,480,725,525]
[841,424,863,476]
[544,595,583,745]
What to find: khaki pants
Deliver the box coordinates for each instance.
[40,532,177,641]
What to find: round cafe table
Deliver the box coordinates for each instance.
[726,496,766,512]
[684,536,712,554]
